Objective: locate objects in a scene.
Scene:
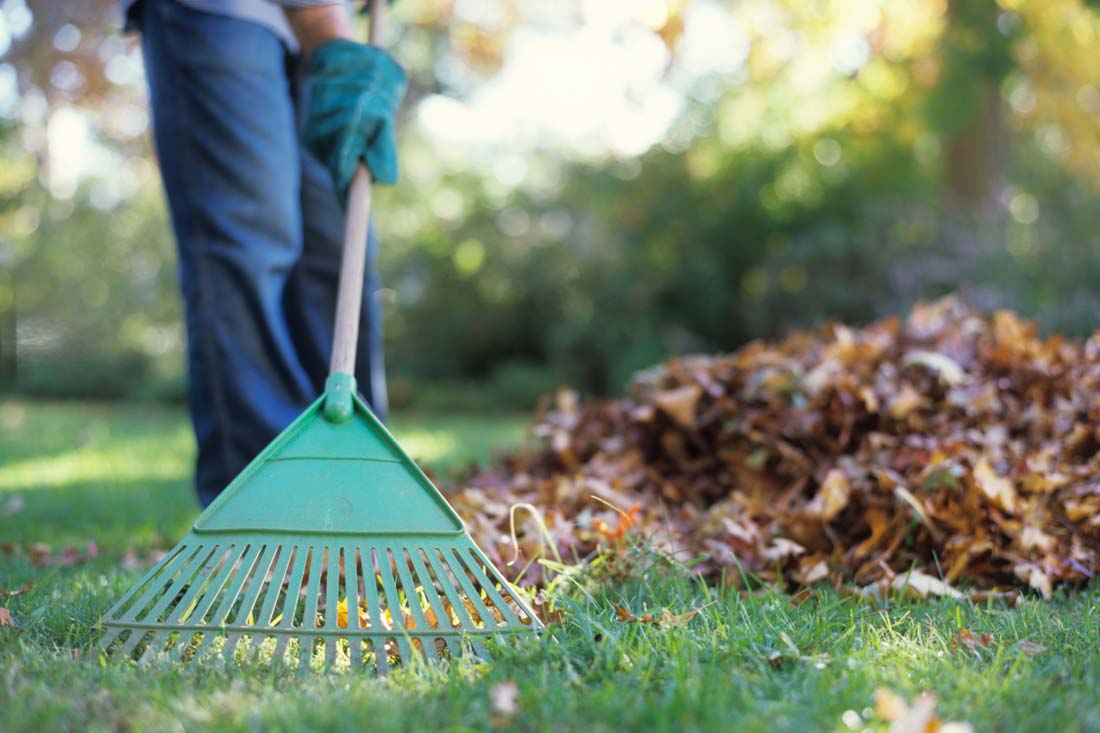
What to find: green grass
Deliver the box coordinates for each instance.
[1,400,1098,733]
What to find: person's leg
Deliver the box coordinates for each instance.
[284,72,388,420]
[139,0,314,505]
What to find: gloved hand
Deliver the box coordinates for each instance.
[302,39,407,201]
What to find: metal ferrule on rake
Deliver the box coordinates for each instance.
[100,0,541,672]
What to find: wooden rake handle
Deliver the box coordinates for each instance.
[329,0,387,378]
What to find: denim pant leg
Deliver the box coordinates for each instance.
[140,0,316,505]
[285,126,388,421]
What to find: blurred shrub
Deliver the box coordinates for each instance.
[9,0,1100,406]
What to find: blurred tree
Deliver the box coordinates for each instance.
[5,0,1100,406]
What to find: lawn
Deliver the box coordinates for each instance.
[1,400,1098,733]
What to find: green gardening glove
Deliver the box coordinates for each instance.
[302,39,407,200]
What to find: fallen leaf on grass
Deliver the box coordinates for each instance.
[27,543,51,566]
[532,593,566,625]
[612,603,706,627]
[1017,640,1047,656]
[953,628,993,651]
[18,542,99,568]
[0,607,16,629]
[2,495,23,516]
[873,688,973,733]
[0,580,34,598]
[891,571,964,600]
[57,545,84,566]
[1014,564,1053,600]
[489,680,519,720]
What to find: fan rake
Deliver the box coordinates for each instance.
[99,386,541,672]
[99,0,540,671]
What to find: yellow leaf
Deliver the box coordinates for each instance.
[815,469,850,521]
[973,458,1018,513]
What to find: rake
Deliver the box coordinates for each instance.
[99,0,540,672]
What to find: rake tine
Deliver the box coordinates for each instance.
[192,630,220,662]
[247,634,272,666]
[440,550,498,628]
[345,544,363,629]
[301,547,323,630]
[170,632,191,662]
[364,640,378,674]
[469,639,491,661]
[375,638,390,675]
[159,541,221,620]
[147,631,186,665]
[394,636,413,665]
[424,550,478,629]
[143,546,220,624]
[278,547,309,630]
[420,636,440,665]
[299,637,315,674]
[222,632,243,662]
[105,545,187,619]
[204,541,261,620]
[375,547,405,632]
[272,634,291,667]
[325,547,341,631]
[117,629,151,660]
[348,636,363,670]
[229,545,278,626]
[455,549,525,627]
[172,544,247,624]
[116,546,200,623]
[254,546,294,627]
[135,632,163,665]
[100,627,125,652]
[363,547,384,631]
[408,548,450,631]
[392,547,431,630]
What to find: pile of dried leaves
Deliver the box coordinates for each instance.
[451,296,1100,597]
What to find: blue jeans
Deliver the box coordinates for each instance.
[138,0,387,507]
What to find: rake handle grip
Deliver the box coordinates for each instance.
[329,0,387,379]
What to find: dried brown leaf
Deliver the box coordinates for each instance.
[1017,640,1048,656]
[0,580,34,598]
[0,607,16,629]
[652,385,702,430]
[954,628,993,650]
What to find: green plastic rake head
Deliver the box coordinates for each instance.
[100,375,540,672]
[100,0,539,672]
